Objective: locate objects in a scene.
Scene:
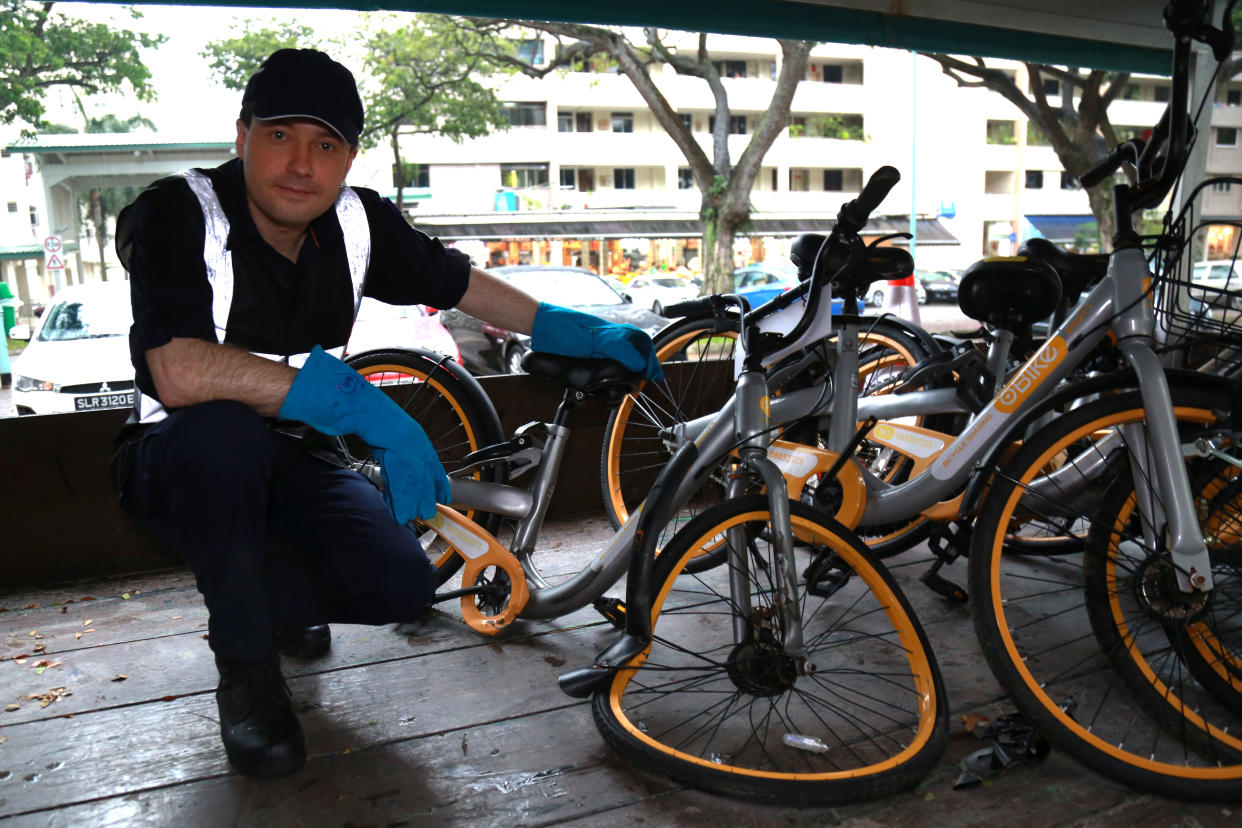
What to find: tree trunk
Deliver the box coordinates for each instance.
[1084,184,1116,252]
[90,189,108,281]
[700,189,749,295]
[391,130,405,212]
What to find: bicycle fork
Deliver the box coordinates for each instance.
[731,370,807,660]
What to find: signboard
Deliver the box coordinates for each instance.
[43,235,64,271]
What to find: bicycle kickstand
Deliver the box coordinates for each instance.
[921,520,970,603]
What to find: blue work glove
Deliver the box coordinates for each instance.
[530,302,664,382]
[279,346,451,524]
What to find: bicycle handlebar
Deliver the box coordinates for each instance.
[741,165,901,368]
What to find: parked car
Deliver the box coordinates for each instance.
[439,266,668,375]
[622,273,699,315]
[733,264,798,307]
[1190,260,1242,309]
[915,270,959,303]
[11,281,136,416]
[867,280,927,308]
[345,297,461,363]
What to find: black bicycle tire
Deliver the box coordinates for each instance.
[591,496,949,804]
[346,348,506,587]
[970,381,1242,799]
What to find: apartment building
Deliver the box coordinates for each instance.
[380,33,1242,272]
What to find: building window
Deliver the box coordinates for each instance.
[708,115,747,134]
[1122,83,1140,100]
[1229,89,1242,106]
[576,112,592,132]
[1061,172,1082,190]
[614,168,636,189]
[678,113,692,131]
[29,206,37,226]
[714,60,747,78]
[559,168,576,189]
[771,169,778,190]
[517,38,544,64]
[557,113,573,132]
[1025,170,1044,189]
[393,162,429,188]
[501,163,550,188]
[611,112,633,133]
[501,102,546,127]
[6,202,16,213]
[1212,180,1233,193]
[986,119,1017,145]
[1217,127,1238,147]
[822,64,844,83]
[823,169,844,191]
[678,168,694,190]
[1041,77,1059,96]
[1154,84,1171,102]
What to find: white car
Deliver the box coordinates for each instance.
[1190,261,1242,309]
[11,281,136,416]
[621,274,699,315]
[345,297,462,363]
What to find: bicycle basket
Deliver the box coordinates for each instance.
[1152,176,1242,364]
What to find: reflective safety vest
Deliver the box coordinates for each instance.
[134,169,371,424]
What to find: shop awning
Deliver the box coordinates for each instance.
[1025,214,1098,243]
[413,213,958,244]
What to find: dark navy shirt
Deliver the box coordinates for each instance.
[115,157,470,403]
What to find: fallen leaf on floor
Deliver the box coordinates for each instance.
[201,634,209,640]
[13,659,27,665]
[121,594,130,600]
[172,616,182,620]
[32,644,45,654]
[110,675,128,682]
[83,620,93,627]
[73,633,82,640]
[0,734,7,744]
[4,704,18,712]
[59,608,67,614]
[24,604,38,610]
[80,596,95,602]
[160,695,178,702]
[24,687,70,708]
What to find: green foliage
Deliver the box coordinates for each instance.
[202,15,509,153]
[200,22,324,92]
[1026,122,1051,146]
[361,16,510,150]
[0,1,164,128]
[986,119,1016,145]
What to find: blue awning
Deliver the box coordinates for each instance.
[1025,214,1098,244]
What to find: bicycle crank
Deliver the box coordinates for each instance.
[418,506,530,635]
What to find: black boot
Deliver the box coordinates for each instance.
[215,653,306,778]
[274,624,331,659]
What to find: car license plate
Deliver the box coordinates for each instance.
[74,391,135,412]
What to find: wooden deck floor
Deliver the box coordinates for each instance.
[0,514,1238,827]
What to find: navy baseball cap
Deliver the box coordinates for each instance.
[242,49,364,146]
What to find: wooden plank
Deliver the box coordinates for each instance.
[0,619,622,818]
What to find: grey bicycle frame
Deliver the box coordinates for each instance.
[665,247,1212,592]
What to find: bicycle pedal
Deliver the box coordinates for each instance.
[593,597,627,630]
[920,569,969,603]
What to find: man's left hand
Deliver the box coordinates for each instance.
[530,302,664,382]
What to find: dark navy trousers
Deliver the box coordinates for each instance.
[115,400,437,661]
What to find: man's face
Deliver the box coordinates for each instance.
[235,117,357,235]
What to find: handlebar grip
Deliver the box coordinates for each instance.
[662,297,715,318]
[839,165,901,229]
[1080,149,1122,188]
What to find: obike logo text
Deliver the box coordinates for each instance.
[871,423,945,458]
[995,335,1066,413]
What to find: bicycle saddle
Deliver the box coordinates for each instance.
[1017,237,1109,307]
[521,352,641,405]
[958,256,1062,332]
